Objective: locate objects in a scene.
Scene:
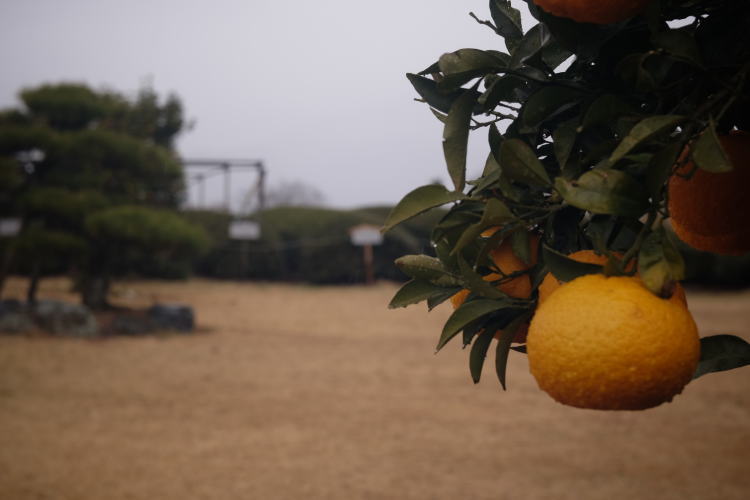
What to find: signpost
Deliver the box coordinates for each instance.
[349,224,383,285]
[228,220,261,278]
[0,218,21,237]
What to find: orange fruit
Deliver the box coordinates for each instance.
[527,274,700,410]
[668,130,750,255]
[450,231,538,342]
[533,0,652,24]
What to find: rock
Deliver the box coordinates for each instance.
[109,313,154,336]
[31,300,99,337]
[147,304,194,332]
[0,299,33,334]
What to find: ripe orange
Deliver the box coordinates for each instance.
[668,130,750,255]
[533,0,652,25]
[450,231,538,342]
[527,274,700,410]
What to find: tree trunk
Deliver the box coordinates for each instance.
[81,275,111,310]
[0,243,17,299]
[26,261,41,304]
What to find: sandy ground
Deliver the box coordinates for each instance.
[1,277,749,500]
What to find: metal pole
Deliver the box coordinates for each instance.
[363,244,374,285]
[258,164,266,211]
[222,163,231,213]
[196,173,205,208]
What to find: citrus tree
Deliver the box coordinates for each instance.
[384,0,750,410]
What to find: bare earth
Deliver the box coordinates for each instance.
[1,277,749,500]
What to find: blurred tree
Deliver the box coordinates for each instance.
[265,179,326,208]
[0,82,207,308]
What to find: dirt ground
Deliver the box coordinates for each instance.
[1,277,749,500]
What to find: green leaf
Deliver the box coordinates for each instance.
[652,30,703,67]
[694,335,750,379]
[534,6,623,61]
[470,329,495,383]
[638,226,685,296]
[608,115,685,165]
[489,0,523,42]
[541,39,573,70]
[451,198,516,254]
[521,86,583,132]
[443,90,479,192]
[553,118,578,171]
[510,24,550,69]
[582,94,638,130]
[542,245,603,282]
[458,255,508,299]
[388,280,459,309]
[495,314,528,390]
[479,75,526,109]
[382,184,464,232]
[645,142,682,199]
[511,228,532,265]
[438,49,507,76]
[427,287,463,311]
[499,138,552,186]
[554,169,649,217]
[406,73,480,115]
[395,254,457,283]
[692,121,733,173]
[437,299,508,351]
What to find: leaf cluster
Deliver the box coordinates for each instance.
[386,0,750,388]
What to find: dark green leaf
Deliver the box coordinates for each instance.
[521,86,583,131]
[692,121,733,173]
[406,73,481,115]
[443,90,479,192]
[458,255,508,299]
[652,30,703,67]
[395,254,456,283]
[510,24,550,68]
[582,94,638,130]
[383,184,465,232]
[438,49,507,76]
[451,198,516,254]
[495,314,527,390]
[608,115,685,165]
[427,287,463,311]
[499,138,552,186]
[542,245,603,282]
[511,228,532,265]
[541,39,573,70]
[638,226,685,296]
[437,299,508,351]
[645,142,682,199]
[479,74,528,109]
[489,0,523,42]
[554,169,650,217]
[694,335,750,379]
[470,329,495,383]
[553,119,578,172]
[389,280,458,309]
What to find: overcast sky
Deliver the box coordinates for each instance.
[0,0,534,210]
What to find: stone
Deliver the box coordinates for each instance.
[147,304,194,332]
[31,300,99,337]
[0,299,33,334]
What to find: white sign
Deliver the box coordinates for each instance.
[0,217,21,237]
[349,224,383,246]
[229,220,261,240]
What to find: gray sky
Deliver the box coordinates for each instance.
[0,0,533,210]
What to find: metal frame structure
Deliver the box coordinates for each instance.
[181,159,266,213]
